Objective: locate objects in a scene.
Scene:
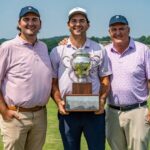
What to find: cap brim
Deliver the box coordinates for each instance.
[109,21,128,26]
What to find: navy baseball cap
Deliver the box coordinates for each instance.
[109,15,128,26]
[19,6,40,19]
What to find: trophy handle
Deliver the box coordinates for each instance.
[68,70,76,82]
[90,55,101,69]
[62,56,72,68]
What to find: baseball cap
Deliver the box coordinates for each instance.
[19,6,40,19]
[109,15,128,26]
[68,7,88,20]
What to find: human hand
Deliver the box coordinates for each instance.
[95,98,105,115]
[57,101,69,115]
[58,38,68,46]
[1,109,19,121]
[146,109,150,124]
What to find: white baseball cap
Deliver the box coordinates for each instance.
[68,7,88,19]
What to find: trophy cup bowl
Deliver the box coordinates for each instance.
[64,49,100,112]
[72,51,91,82]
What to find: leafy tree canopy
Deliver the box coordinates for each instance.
[1,35,150,52]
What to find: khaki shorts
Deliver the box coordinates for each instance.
[106,106,150,150]
[0,107,47,150]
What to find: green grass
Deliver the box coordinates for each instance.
[1,100,150,150]
[0,136,2,150]
[44,100,110,150]
[0,100,110,150]
[0,100,150,150]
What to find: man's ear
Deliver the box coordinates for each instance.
[128,26,130,34]
[39,20,42,29]
[108,29,111,35]
[87,23,90,28]
[67,21,70,26]
[18,20,21,28]
[67,22,70,30]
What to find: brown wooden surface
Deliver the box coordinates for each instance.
[72,82,92,94]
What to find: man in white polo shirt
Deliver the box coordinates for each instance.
[50,7,112,150]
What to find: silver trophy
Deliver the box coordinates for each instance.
[71,50,91,82]
[63,49,101,112]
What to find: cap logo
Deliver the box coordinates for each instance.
[116,15,119,19]
[28,7,32,10]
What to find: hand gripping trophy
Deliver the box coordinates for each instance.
[63,48,101,112]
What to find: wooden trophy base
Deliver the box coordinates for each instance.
[65,83,99,112]
[72,83,92,94]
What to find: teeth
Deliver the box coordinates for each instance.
[75,28,82,31]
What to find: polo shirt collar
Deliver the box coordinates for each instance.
[15,34,39,46]
[67,38,90,50]
[111,37,135,54]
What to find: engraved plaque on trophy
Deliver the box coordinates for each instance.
[63,49,100,112]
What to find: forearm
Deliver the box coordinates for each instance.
[0,90,8,115]
[51,78,62,106]
[99,76,110,101]
[51,78,68,115]
[94,76,110,114]
[0,90,19,120]
[148,80,150,108]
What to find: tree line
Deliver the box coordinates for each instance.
[0,35,150,53]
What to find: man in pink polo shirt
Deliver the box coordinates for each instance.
[105,15,150,150]
[0,6,52,150]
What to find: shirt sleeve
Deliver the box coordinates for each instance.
[49,47,59,78]
[98,45,112,77]
[144,47,150,80]
[0,45,9,88]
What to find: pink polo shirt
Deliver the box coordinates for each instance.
[0,35,52,108]
[105,38,150,106]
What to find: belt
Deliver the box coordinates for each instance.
[108,101,147,111]
[8,106,45,112]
